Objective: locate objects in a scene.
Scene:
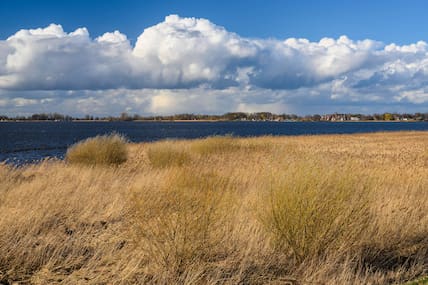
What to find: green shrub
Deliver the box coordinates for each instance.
[65,133,128,166]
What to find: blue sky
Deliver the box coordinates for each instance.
[2,0,428,44]
[0,0,427,116]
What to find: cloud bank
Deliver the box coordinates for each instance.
[0,15,427,115]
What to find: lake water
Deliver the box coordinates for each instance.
[1,121,427,165]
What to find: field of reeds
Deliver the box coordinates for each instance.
[0,132,427,284]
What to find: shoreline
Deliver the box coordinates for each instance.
[0,119,426,123]
[2,131,428,167]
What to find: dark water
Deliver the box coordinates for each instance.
[0,121,427,165]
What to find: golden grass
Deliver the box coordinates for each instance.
[146,141,192,168]
[0,131,427,284]
[191,135,242,154]
[65,133,128,166]
[131,169,236,282]
[261,160,372,263]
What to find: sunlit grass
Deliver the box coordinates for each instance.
[131,169,236,281]
[261,159,372,263]
[0,131,427,284]
[146,141,192,168]
[65,133,128,166]
[191,135,242,154]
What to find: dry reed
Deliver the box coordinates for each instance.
[0,131,427,284]
[65,133,128,166]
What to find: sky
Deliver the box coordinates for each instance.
[0,0,427,116]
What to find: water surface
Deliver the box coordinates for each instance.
[1,121,427,165]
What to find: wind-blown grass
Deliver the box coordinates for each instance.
[0,131,427,284]
[191,135,242,154]
[65,133,128,166]
[132,169,236,281]
[261,160,372,263]
[146,141,191,168]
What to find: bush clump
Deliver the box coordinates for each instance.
[65,133,128,166]
[261,160,372,263]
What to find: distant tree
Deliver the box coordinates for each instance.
[361,114,374,120]
[414,113,428,121]
[312,114,321,121]
[373,113,383,120]
[120,112,132,121]
[32,113,49,120]
[52,113,65,120]
[224,112,248,120]
[383,113,393,121]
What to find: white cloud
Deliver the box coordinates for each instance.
[0,15,427,115]
[2,24,133,90]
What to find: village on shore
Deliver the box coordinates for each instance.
[1,111,427,122]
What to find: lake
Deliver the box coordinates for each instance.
[1,121,427,165]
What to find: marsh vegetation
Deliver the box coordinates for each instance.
[0,132,427,284]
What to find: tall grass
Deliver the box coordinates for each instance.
[191,135,241,154]
[131,169,236,282]
[146,141,191,168]
[65,133,128,166]
[0,132,427,284]
[261,159,372,263]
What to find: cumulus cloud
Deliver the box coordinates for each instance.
[1,24,134,90]
[0,15,427,115]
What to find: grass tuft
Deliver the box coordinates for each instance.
[261,160,371,263]
[131,169,235,281]
[65,133,128,166]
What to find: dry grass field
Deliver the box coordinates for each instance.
[0,131,427,284]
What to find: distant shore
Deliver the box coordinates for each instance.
[2,111,427,123]
[1,119,426,123]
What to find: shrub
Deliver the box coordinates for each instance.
[261,160,372,263]
[65,133,128,166]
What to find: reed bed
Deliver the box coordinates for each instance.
[0,131,427,284]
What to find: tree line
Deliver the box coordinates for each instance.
[1,112,427,122]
